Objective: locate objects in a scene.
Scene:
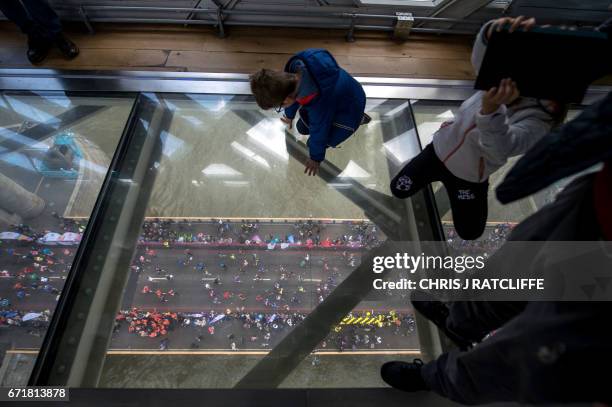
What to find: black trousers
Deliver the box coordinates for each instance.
[446,300,526,343]
[0,0,62,42]
[390,143,489,240]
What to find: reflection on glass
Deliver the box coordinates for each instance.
[0,92,135,386]
[246,118,289,161]
[382,128,421,166]
[86,94,426,389]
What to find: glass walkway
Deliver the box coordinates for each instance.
[0,69,604,404]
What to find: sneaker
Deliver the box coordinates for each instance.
[411,290,472,350]
[26,36,51,64]
[54,34,79,59]
[360,113,372,125]
[381,359,429,392]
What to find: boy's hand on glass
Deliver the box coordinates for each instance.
[481,78,520,115]
[304,159,320,176]
[487,16,536,40]
[280,116,293,129]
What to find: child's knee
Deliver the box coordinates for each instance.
[390,173,417,198]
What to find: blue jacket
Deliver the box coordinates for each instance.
[283,49,366,162]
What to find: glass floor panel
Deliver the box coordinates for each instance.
[0,91,136,386]
[0,69,607,401]
[26,93,426,388]
[142,96,413,219]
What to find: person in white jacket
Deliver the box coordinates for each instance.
[390,16,566,240]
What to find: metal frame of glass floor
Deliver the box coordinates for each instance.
[0,69,609,406]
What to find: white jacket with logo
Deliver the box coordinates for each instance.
[432,21,556,184]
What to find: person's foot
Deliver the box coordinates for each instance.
[26,37,51,64]
[55,34,79,59]
[381,359,429,392]
[361,113,372,125]
[411,290,472,350]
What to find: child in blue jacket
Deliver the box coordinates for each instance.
[250,49,370,176]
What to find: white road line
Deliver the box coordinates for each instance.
[0,275,64,279]
[148,276,173,282]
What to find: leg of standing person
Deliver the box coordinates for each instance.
[21,0,62,39]
[411,290,527,348]
[441,173,489,240]
[390,143,444,200]
[0,1,41,63]
[418,328,528,405]
[0,0,55,63]
[0,0,78,64]
[21,0,79,60]
[382,304,545,403]
[418,301,612,404]
[445,300,527,343]
[0,1,36,34]
[415,174,604,345]
[412,233,528,345]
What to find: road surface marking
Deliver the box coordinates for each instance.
[148,276,173,282]
[64,216,370,222]
[7,349,420,356]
